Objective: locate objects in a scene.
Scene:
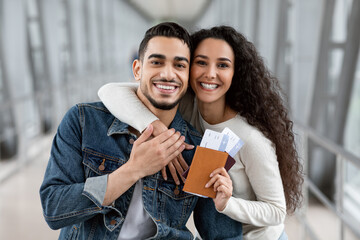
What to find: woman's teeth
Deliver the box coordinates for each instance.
[201,83,218,90]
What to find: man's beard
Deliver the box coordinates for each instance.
[140,79,185,110]
[144,92,182,110]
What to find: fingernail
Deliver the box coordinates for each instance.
[189,145,194,149]
[210,173,213,177]
[205,183,209,188]
[164,176,167,180]
[176,181,180,185]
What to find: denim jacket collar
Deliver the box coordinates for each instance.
[107,118,129,136]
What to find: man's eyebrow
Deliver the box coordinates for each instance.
[148,54,166,59]
[174,56,189,63]
[194,54,232,63]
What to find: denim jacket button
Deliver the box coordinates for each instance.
[129,138,135,144]
[174,185,180,195]
[110,220,117,225]
[98,165,105,171]
[98,159,106,171]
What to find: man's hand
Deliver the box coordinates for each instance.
[103,124,186,206]
[128,124,186,179]
[205,167,233,211]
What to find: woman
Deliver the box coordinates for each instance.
[99,26,303,240]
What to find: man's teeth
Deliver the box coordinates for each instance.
[201,83,218,90]
[157,84,176,90]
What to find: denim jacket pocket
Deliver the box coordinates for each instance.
[82,148,125,177]
[157,182,197,228]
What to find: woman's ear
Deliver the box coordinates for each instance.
[132,59,141,81]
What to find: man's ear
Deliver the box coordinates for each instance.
[132,59,141,81]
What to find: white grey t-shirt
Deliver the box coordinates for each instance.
[117,179,157,240]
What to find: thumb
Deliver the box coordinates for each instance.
[136,124,153,144]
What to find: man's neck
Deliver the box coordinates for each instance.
[136,89,177,128]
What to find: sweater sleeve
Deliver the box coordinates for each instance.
[219,130,287,226]
[98,82,196,131]
[98,82,158,132]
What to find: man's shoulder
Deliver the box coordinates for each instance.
[75,101,110,113]
[63,101,114,124]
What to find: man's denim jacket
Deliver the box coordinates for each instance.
[39,102,202,240]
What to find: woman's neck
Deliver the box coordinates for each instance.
[197,98,237,125]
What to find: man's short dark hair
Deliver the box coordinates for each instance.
[138,22,191,61]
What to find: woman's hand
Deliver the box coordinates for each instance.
[151,120,194,184]
[205,167,233,211]
[161,154,189,185]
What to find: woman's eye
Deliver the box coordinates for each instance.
[218,63,229,68]
[196,60,206,66]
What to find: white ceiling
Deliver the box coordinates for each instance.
[126,0,210,23]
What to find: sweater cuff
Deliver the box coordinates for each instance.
[218,196,235,214]
[138,116,159,133]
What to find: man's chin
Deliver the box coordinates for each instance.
[147,97,180,110]
[150,101,179,110]
[142,90,183,110]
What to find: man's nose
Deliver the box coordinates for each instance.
[160,65,176,80]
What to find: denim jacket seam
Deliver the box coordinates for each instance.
[83,161,117,175]
[77,103,110,113]
[81,191,123,218]
[188,128,202,138]
[103,215,123,232]
[83,148,126,164]
[77,104,85,133]
[43,206,102,221]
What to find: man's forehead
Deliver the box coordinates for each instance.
[144,36,190,59]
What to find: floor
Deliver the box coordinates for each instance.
[0,135,358,240]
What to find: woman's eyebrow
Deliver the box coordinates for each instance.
[194,55,232,63]
[218,57,232,63]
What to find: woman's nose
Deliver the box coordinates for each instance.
[204,65,216,80]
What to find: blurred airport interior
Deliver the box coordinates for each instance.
[0,0,359,239]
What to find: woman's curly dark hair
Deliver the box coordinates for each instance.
[191,26,303,214]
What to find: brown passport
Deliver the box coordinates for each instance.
[183,146,234,198]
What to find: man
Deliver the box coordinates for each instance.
[40,22,202,239]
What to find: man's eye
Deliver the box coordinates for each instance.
[151,61,161,65]
[176,63,186,68]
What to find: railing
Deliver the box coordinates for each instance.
[0,74,120,184]
[294,121,360,240]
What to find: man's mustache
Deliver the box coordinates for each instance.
[152,79,181,85]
